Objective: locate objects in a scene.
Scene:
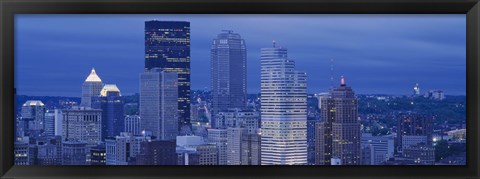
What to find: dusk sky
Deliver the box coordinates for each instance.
[15,14,466,97]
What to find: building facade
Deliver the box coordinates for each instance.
[176,135,218,165]
[136,140,177,165]
[62,141,87,165]
[125,115,141,136]
[36,136,62,165]
[226,127,247,165]
[360,133,394,165]
[140,68,179,140]
[207,128,228,165]
[62,107,102,145]
[215,108,260,133]
[105,132,151,165]
[241,133,261,165]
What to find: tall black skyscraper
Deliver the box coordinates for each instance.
[145,20,191,129]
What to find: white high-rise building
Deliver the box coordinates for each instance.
[140,68,179,140]
[81,68,104,108]
[260,43,308,165]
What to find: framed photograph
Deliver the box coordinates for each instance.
[1,0,479,178]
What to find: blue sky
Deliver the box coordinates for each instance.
[15,14,466,97]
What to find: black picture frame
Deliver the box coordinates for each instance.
[1,0,479,178]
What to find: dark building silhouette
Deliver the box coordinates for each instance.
[397,113,433,152]
[36,136,62,165]
[402,142,435,165]
[90,144,106,165]
[136,140,177,165]
[177,152,200,165]
[307,116,318,165]
[145,20,191,130]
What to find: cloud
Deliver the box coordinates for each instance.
[15,14,466,96]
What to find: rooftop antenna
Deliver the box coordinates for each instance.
[330,59,334,89]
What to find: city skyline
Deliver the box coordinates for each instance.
[14,17,467,166]
[15,15,466,96]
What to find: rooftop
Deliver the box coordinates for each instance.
[85,68,102,82]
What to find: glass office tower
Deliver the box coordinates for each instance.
[145,20,191,130]
[210,30,247,129]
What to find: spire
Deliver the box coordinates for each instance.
[330,59,334,89]
[341,75,345,86]
[85,68,102,82]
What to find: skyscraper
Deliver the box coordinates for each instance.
[62,107,102,146]
[316,76,361,165]
[211,30,247,129]
[140,68,178,140]
[81,68,104,108]
[92,84,125,140]
[145,20,191,129]
[260,43,308,165]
